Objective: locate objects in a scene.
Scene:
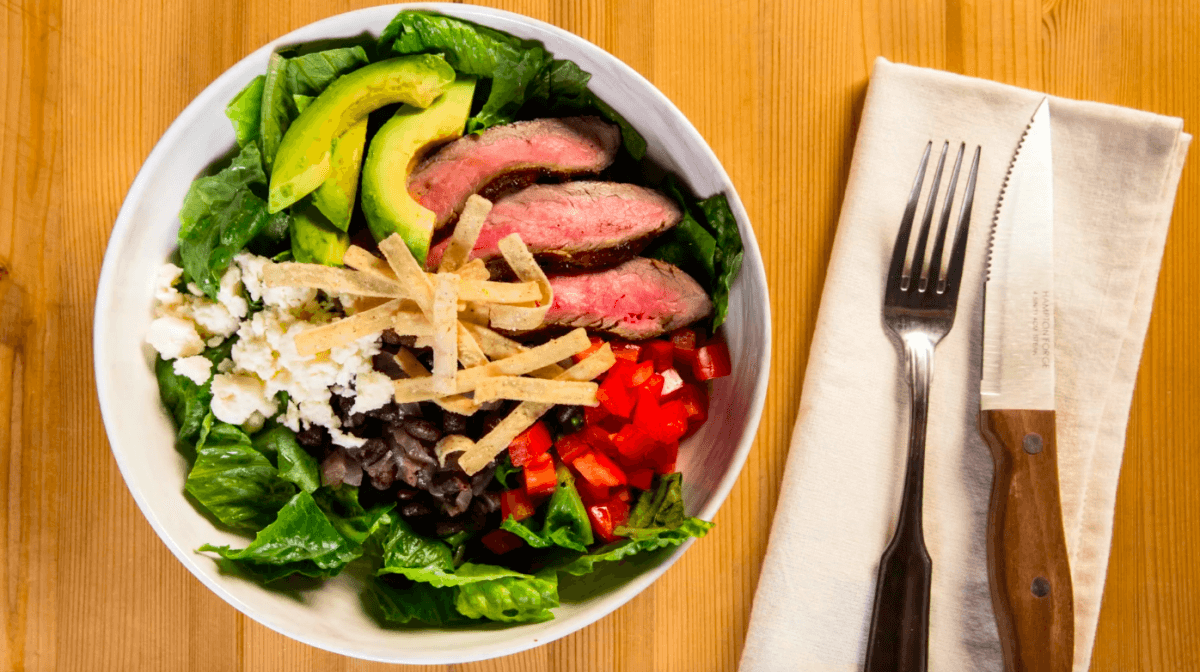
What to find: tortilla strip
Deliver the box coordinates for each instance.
[392,349,479,415]
[458,344,615,475]
[391,310,433,336]
[437,195,492,273]
[378,234,434,315]
[264,262,403,297]
[454,258,490,281]
[472,376,599,406]
[342,246,397,283]
[434,435,475,468]
[458,280,541,304]
[459,321,564,379]
[458,301,491,325]
[488,234,553,331]
[391,328,589,400]
[294,299,404,356]
[430,273,460,395]
[456,322,489,368]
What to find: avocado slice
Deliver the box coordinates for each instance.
[268,54,456,214]
[360,77,476,265]
[290,202,349,266]
[309,117,367,231]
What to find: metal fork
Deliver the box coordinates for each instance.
[863,141,981,672]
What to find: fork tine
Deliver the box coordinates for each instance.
[927,142,966,293]
[887,142,932,295]
[907,142,949,291]
[940,145,982,302]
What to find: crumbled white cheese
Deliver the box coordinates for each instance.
[187,282,204,297]
[154,264,185,309]
[191,301,239,339]
[172,355,213,385]
[351,371,393,415]
[210,373,279,425]
[217,358,234,373]
[217,262,248,319]
[236,252,319,312]
[147,315,205,360]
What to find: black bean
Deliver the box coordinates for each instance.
[381,328,403,346]
[403,418,442,444]
[372,353,406,380]
[476,491,501,514]
[296,424,328,448]
[442,411,468,435]
[470,463,496,496]
[366,402,399,423]
[401,501,433,518]
[554,404,584,430]
[396,402,422,418]
[435,518,466,537]
[481,409,507,435]
[395,488,420,501]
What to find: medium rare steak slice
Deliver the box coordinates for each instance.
[543,258,712,340]
[424,182,682,271]
[408,117,621,229]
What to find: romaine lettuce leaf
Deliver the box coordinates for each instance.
[498,464,591,551]
[493,452,521,489]
[155,339,235,442]
[199,490,360,580]
[196,416,251,451]
[364,576,466,625]
[377,515,456,583]
[185,443,296,530]
[454,565,559,623]
[312,485,395,546]
[226,75,265,147]
[284,46,369,97]
[252,424,321,494]
[699,193,743,329]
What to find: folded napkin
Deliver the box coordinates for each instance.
[740,58,1189,672]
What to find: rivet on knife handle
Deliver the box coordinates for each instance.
[980,409,1074,672]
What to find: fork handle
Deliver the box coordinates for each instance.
[980,410,1074,672]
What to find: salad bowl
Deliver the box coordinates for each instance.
[94,3,770,663]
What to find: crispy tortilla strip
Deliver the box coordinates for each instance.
[437,195,492,273]
[392,310,433,336]
[434,435,475,468]
[294,299,404,356]
[459,321,564,379]
[456,323,489,368]
[454,258,490,281]
[342,246,397,282]
[473,376,599,406]
[389,312,487,368]
[392,328,589,399]
[392,349,479,415]
[458,280,541,304]
[430,273,460,395]
[488,234,553,331]
[264,262,403,297]
[378,234,434,314]
[458,344,615,475]
[458,301,491,325]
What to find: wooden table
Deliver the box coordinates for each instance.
[3,0,1197,669]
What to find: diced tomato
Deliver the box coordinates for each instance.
[573,336,606,363]
[574,471,611,504]
[587,497,631,543]
[660,368,685,398]
[581,425,617,453]
[632,384,662,434]
[610,341,642,362]
[629,468,654,491]
[604,360,638,388]
[596,375,635,417]
[637,372,665,399]
[612,423,655,460]
[573,450,628,487]
[508,421,552,467]
[523,453,557,496]
[555,433,591,463]
[692,341,732,381]
[584,404,611,426]
[671,328,699,368]
[628,361,655,388]
[654,400,690,443]
[649,441,679,475]
[481,529,525,555]
[501,488,537,522]
[642,340,675,372]
[675,384,709,424]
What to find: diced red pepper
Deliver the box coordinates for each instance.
[581,425,617,454]
[642,340,675,372]
[671,328,699,368]
[596,375,635,417]
[610,341,642,362]
[660,368,685,398]
[523,453,557,497]
[555,433,591,464]
[628,361,655,388]
[573,450,628,487]
[629,468,655,491]
[654,400,690,443]
[573,336,606,363]
[612,423,655,460]
[614,486,632,502]
[676,384,709,424]
[574,470,611,504]
[632,384,662,435]
[650,441,679,475]
[587,497,631,543]
[501,488,537,522]
[692,341,732,381]
[481,529,525,555]
[508,421,553,467]
[604,360,638,388]
[637,372,664,399]
[597,414,627,434]
[584,404,611,426]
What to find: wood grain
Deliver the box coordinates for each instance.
[3,0,1199,670]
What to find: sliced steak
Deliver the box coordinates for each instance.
[542,258,712,340]
[424,182,681,271]
[408,117,621,229]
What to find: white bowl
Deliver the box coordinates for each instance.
[94,3,770,664]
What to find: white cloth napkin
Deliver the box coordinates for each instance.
[739,58,1189,672]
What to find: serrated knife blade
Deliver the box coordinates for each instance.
[978,98,1075,672]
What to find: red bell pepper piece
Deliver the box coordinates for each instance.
[671,328,699,368]
[660,368,685,398]
[632,384,662,434]
[481,529,525,555]
[629,468,655,491]
[638,372,665,399]
[610,341,642,362]
[628,361,655,388]
[573,336,606,363]
[614,486,632,502]
[584,404,611,426]
[676,384,709,424]
[508,421,552,467]
[523,453,557,497]
[573,450,628,487]
[581,425,618,454]
[587,497,631,543]
[501,488,537,522]
[642,340,675,372]
[650,441,679,475]
[574,469,611,504]
[692,341,732,381]
[596,374,635,417]
[642,399,688,444]
[604,360,637,388]
[612,423,654,460]
[555,433,591,464]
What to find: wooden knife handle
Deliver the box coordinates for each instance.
[979,410,1074,672]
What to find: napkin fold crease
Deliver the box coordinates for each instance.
[739,58,1189,672]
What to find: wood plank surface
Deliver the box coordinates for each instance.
[3,0,1198,670]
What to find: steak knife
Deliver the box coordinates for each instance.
[979,98,1074,672]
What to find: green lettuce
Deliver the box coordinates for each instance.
[700,194,743,330]
[226,75,265,147]
[252,424,321,494]
[312,485,395,547]
[199,490,361,581]
[500,464,592,552]
[259,53,293,174]
[454,565,559,623]
[185,443,296,530]
[284,46,369,97]
[364,576,465,625]
[154,339,235,442]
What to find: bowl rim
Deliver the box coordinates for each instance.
[94,2,771,663]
